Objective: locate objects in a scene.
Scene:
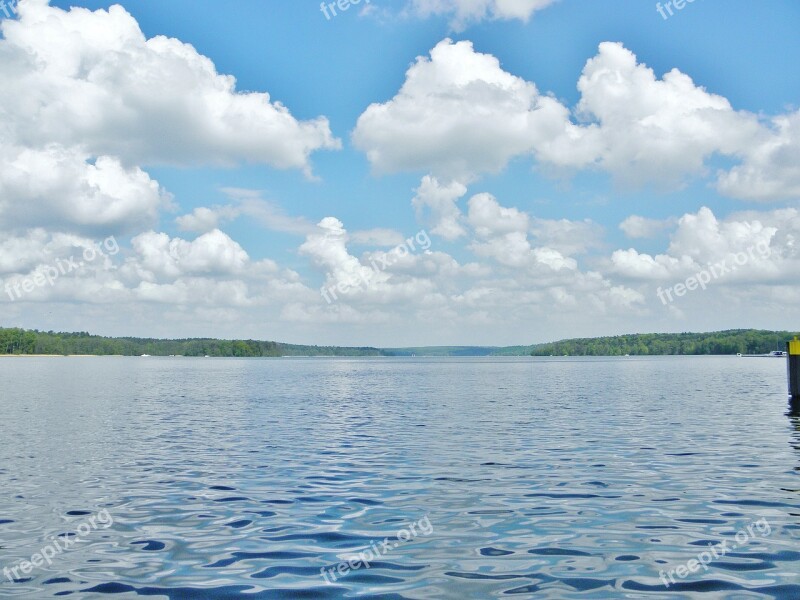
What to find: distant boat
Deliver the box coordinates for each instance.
[140,354,151,357]
[737,351,787,357]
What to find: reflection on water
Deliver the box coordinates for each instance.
[0,356,798,598]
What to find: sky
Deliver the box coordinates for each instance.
[0,0,798,347]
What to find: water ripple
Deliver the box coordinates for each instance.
[0,356,797,598]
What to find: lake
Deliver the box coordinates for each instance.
[0,356,798,599]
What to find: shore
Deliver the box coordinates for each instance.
[0,354,123,357]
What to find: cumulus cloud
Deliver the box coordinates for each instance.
[409,0,558,29]
[0,225,316,309]
[609,248,696,281]
[411,176,468,240]
[290,206,645,334]
[716,110,800,201]
[0,0,340,173]
[667,207,775,262]
[0,0,342,313]
[619,215,677,239]
[353,39,569,181]
[0,145,169,235]
[127,229,250,280]
[299,217,381,289]
[610,207,783,282]
[467,193,576,272]
[295,217,476,312]
[354,39,800,200]
[727,208,800,260]
[467,192,529,237]
[0,230,110,278]
[550,42,762,186]
[176,207,234,234]
[133,278,253,307]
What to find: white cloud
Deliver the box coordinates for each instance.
[610,207,782,282]
[0,145,168,234]
[409,0,558,29]
[467,193,576,271]
[134,278,252,307]
[411,176,468,240]
[127,229,249,280]
[288,207,646,335]
[353,39,569,181]
[299,217,380,288]
[354,39,800,200]
[0,0,340,173]
[531,217,604,255]
[349,228,406,247]
[619,215,677,239]
[0,231,118,269]
[727,208,800,260]
[667,207,776,264]
[176,207,233,234]
[467,192,529,237]
[298,216,477,314]
[716,110,800,201]
[549,42,762,187]
[176,190,314,235]
[610,248,696,280]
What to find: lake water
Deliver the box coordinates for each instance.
[0,356,798,599]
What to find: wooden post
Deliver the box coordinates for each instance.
[789,337,800,411]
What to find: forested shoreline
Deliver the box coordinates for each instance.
[529,330,797,356]
[0,328,387,357]
[0,327,796,357]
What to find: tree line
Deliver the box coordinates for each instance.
[0,328,387,357]
[529,330,798,356]
[1,327,796,357]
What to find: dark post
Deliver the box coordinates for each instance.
[788,337,800,411]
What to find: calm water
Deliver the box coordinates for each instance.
[0,356,798,599]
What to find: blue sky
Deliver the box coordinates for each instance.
[1,0,798,345]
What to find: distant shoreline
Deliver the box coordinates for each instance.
[0,327,796,358]
[0,354,118,357]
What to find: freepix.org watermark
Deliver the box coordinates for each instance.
[656,241,771,305]
[4,236,120,301]
[656,0,700,20]
[3,509,113,583]
[320,0,369,21]
[0,0,17,19]
[659,518,771,588]
[320,515,433,585]
[320,229,432,304]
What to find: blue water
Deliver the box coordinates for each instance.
[0,356,798,599]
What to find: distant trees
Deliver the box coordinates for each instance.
[529,330,797,356]
[0,328,37,354]
[1,327,795,357]
[0,328,388,357]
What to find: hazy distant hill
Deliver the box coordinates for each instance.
[383,346,498,357]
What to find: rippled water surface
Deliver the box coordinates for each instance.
[0,356,798,599]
